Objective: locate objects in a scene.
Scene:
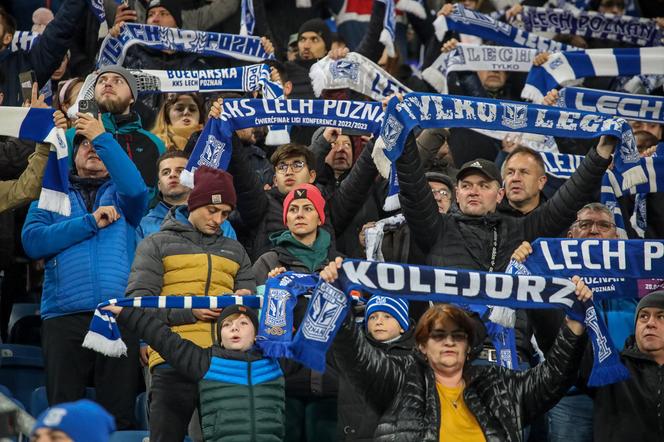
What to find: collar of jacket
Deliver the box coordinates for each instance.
[161,204,223,240]
[102,111,143,134]
[497,192,547,217]
[449,205,502,225]
[365,322,416,351]
[211,346,264,362]
[621,336,663,365]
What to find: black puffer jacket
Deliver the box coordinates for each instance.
[333,319,586,441]
[586,337,664,442]
[395,133,611,271]
[336,325,415,441]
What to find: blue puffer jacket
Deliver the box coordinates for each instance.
[136,201,237,242]
[22,132,148,319]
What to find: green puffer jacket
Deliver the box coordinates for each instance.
[116,308,285,441]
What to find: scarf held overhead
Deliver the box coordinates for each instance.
[182,99,384,187]
[0,107,70,215]
[433,4,580,52]
[516,6,663,47]
[522,47,664,103]
[286,259,628,386]
[97,23,274,68]
[82,295,262,357]
[375,92,644,190]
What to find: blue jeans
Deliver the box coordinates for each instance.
[546,393,593,442]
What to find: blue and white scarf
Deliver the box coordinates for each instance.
[433,4,580,52]
[97,23,274,68]
[516,6,662,47]
[82,295,262,357]
[11,31,39,52]
[309,52,409,101]
[375,92,645,190]
[522,47,664,103]
[0,107,70,215]
[376,0,427,57]
[285,259,629,386]
[240,0,256,36]
[88,0,117,23]
[510,238,664,302]
[558,86,664,124]
[182,99,385,187]
[422,43,536,94]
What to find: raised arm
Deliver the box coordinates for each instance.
[116,307,211,382]
[227,134,269,229]
[394,132,443,254]
[522,138,613,240]
[0,143,49,213]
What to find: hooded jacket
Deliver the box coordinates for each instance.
[22,133,148,319]
[126,205,256,369]
[333,318,586,441]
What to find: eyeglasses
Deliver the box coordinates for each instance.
[276,160,306,174]
[429,329,468,342]
[574,219,616,232]
[431,188,451,200]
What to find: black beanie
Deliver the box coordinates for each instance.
[218,304,259,332]
[635,290,664,325]
[297,18,332,50]
[147,0,183,28]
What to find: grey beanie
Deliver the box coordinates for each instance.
[635,290,664,324]
[96,65,138,99]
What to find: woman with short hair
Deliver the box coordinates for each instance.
[321,259,590,441]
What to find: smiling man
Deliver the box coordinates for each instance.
[584,290,664,442]
[126,165,255,441]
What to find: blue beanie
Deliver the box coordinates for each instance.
[365,296,410,331]
[32,399,116,442]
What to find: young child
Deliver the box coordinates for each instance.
[104,304,284,441]
[335,295,414,440]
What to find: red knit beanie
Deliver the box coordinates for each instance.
[187,166,237,212]
[282,184,326,225]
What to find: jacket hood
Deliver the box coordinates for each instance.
[160,205,198,234]
[621,336,661,364]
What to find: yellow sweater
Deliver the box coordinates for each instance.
[436,383,486,442]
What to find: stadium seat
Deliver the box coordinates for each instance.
[109,431,149,442]
[134,392,148,430]
[0,344,44,407]
[7,303,41,346]
[30,386,96,417]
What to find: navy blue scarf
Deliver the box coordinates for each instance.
[282,259,628,386]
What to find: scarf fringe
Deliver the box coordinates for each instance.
[586,360,631,387]
[257,339,293,360]
[309,61,326,97]
[38,188,71,217]
[372,138,392,179]
[379,29,396,58]
[395,0,426,19]
[433,16,448,41]
[180,169,195,189]
[488,306,516,328]
[265,128,291,146]
[382,193,401,211]
[82,330,128,358]
[621,165,648,191]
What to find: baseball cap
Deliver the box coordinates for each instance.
[457,158,502,185]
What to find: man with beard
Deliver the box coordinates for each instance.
[65,65,165,197]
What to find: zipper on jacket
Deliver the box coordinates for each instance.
[248,359,256,442]
[203,253,214,344]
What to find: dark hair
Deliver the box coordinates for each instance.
[414,304,478,350]
[156,149,189,171]
[270,143,316,170]
[0,9,16,37]
[503,145,546,177]
[266,60,289,84]
[161,93,206,126]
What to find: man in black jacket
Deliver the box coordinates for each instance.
[0,0,87,106]
[584,290,664,442]
[395,132,616,272]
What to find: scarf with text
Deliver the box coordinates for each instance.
[422,43,536,94]
[433,4,580,52]
[558,87,664,124]
[516,6,662,47]
[375,92,644,190]
[182,99,384,188]
[287,259,628,386]
[522,47,664,103]
[82,295,262,357]
[0,107,69,215]
[97,23,274,68]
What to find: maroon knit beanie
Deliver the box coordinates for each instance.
[187,166,237,212]
[282,184,326,225]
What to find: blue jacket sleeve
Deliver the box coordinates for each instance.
[29,0,89,86]
[92,132,148,227]
[22,201,98,259]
